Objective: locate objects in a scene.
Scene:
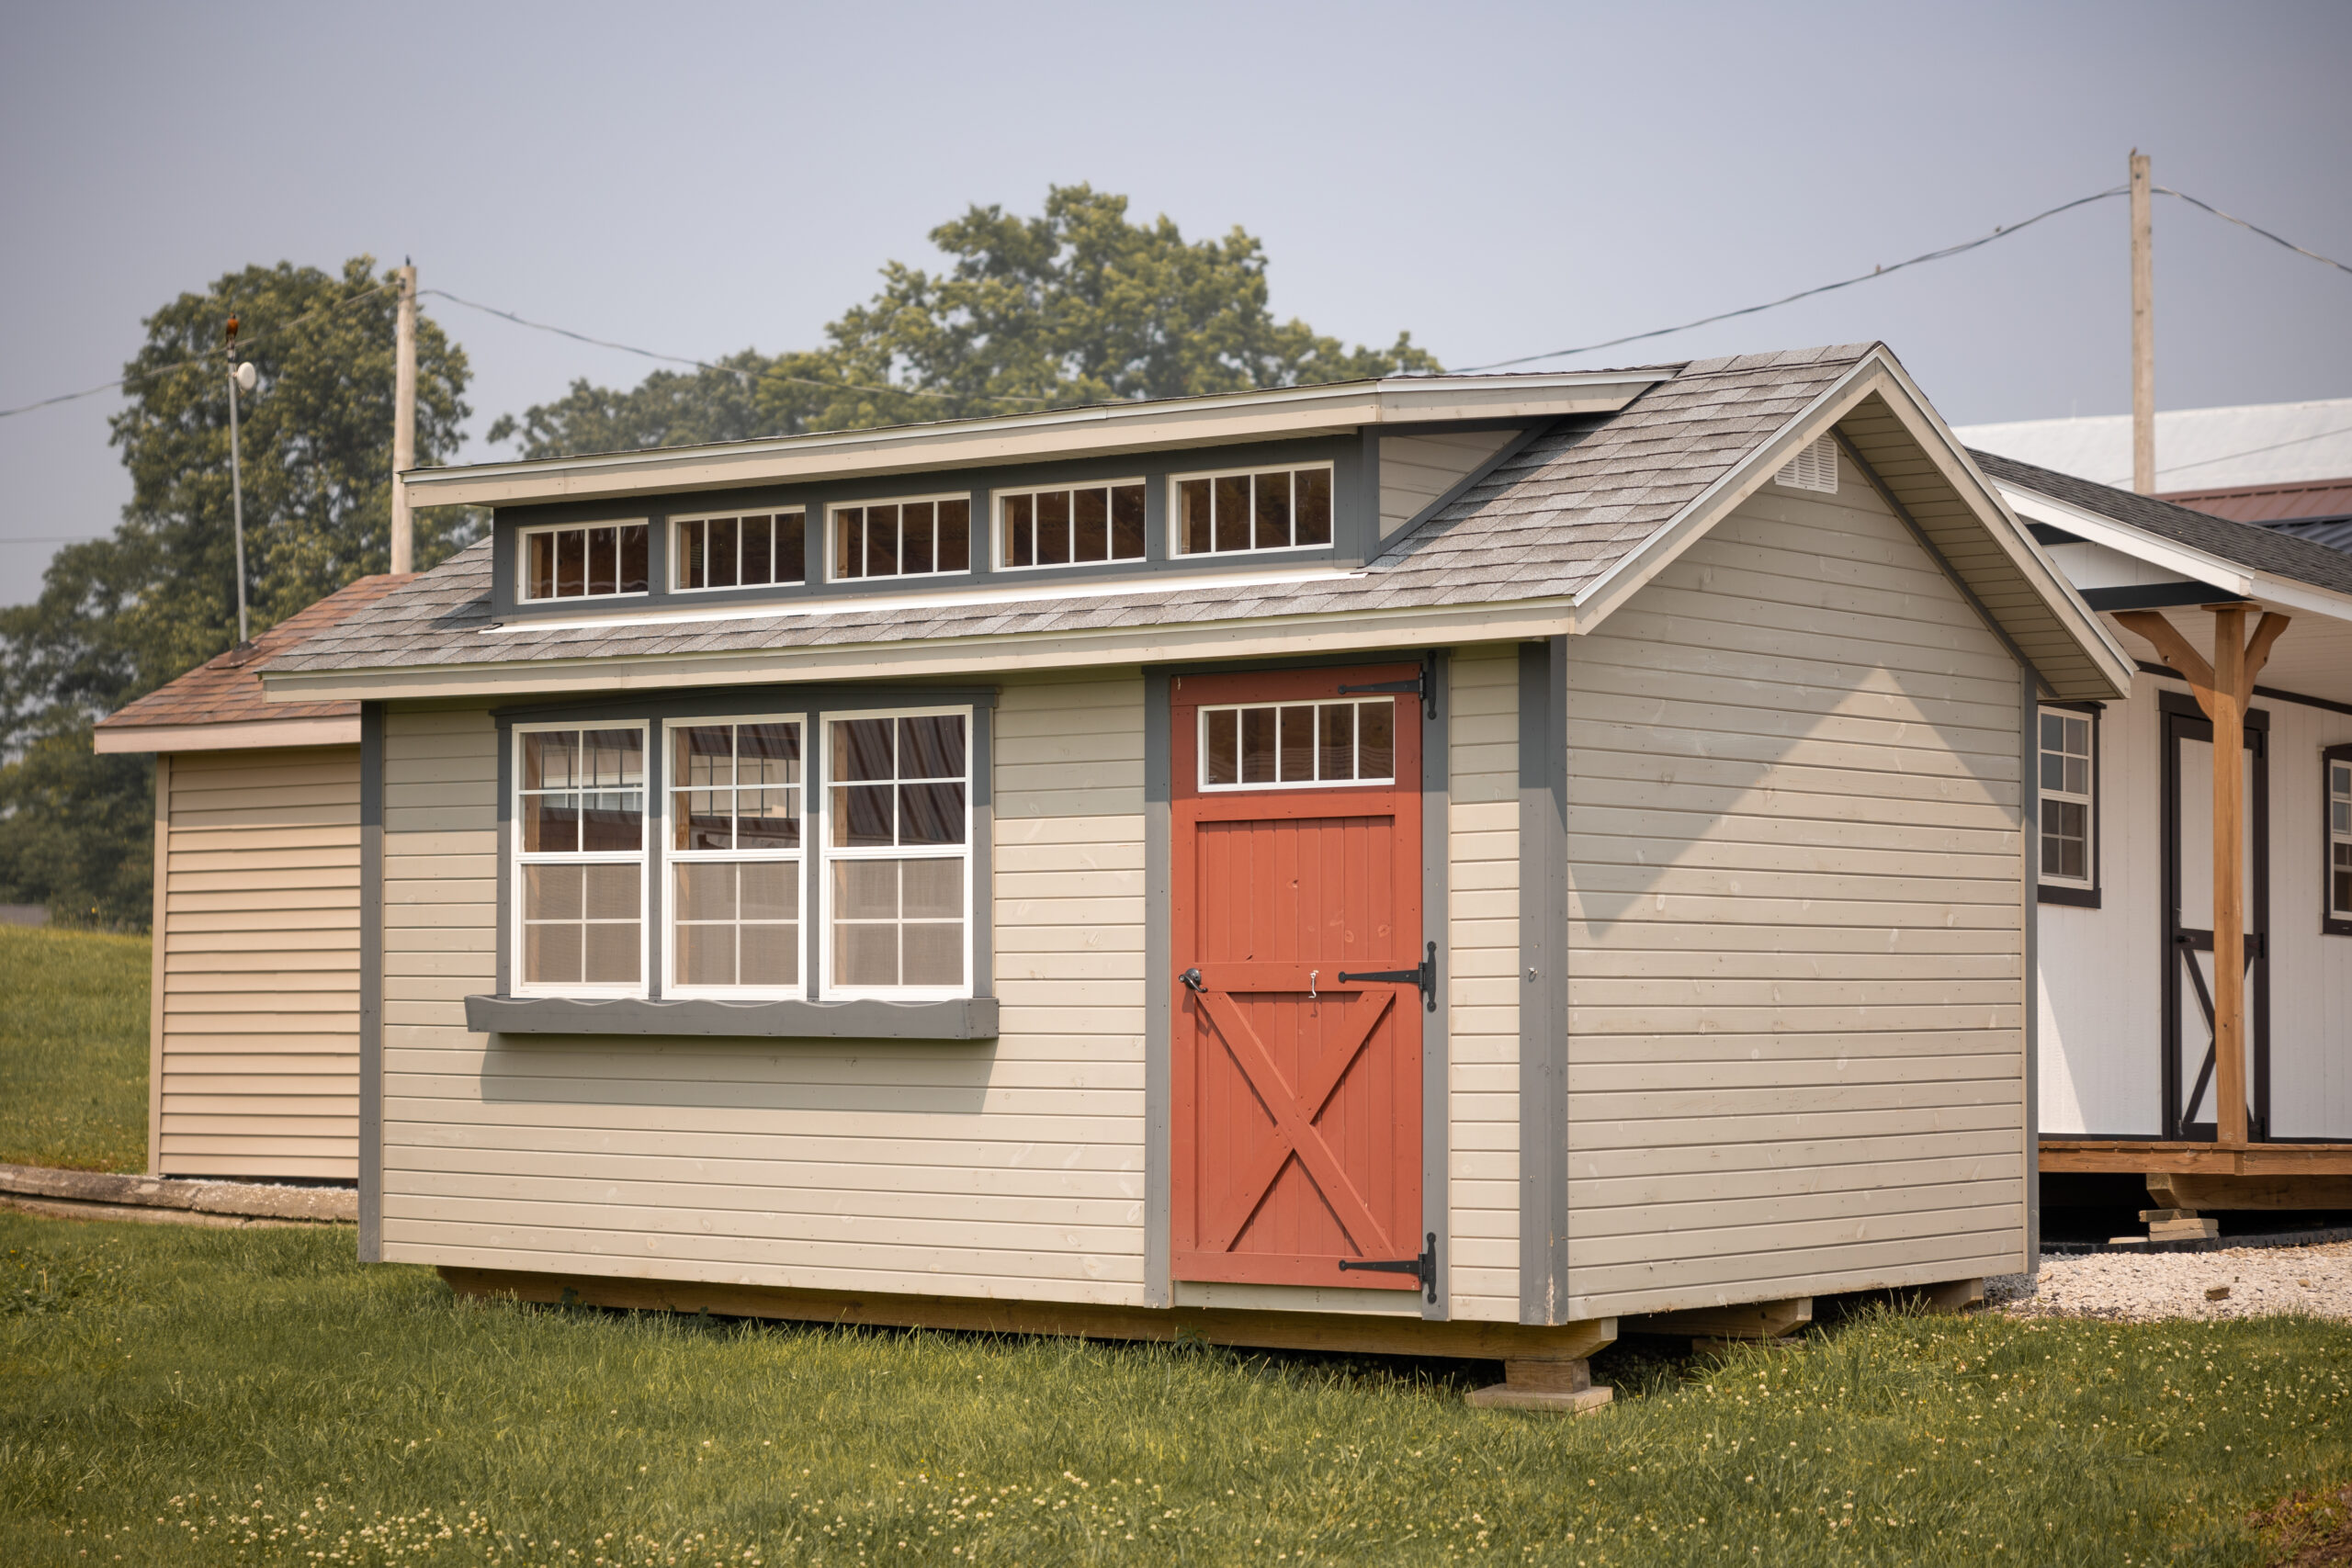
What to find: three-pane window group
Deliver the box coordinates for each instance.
[521,465,1340,600]
[514,711,970,998]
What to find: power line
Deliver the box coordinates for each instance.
[1455,187,2132,371]
[2155,186,2352,277]
[424,288,1054,409]
[0,281,398,421]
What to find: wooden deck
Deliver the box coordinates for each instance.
[2041,1139,2352,1175]
[2041,1139,2352,1210]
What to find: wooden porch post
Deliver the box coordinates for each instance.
[2116,605,2290,1145]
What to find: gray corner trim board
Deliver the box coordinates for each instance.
[357,701,385,1263]
[1517,637,1570,1325]
[2020,667,2041,1272]
[1143,670,1174,1309]
[464,994,1001,1040]
[1420,649,1452,1321]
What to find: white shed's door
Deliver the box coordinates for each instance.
[2162,703,2269,1140]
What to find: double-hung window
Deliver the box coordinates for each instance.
[2327,745,2352,935]
[514,726,647,991]
[504,704,983,1017]
[2038,706,2097,902]
[824,710,970,995]
[667,719,804,994]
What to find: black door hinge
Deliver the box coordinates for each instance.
[1338,941,1437,1012]
[1338,650,1437,719]
[1339,1232,1437,1303]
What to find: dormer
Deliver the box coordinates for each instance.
[403,372,1669,626]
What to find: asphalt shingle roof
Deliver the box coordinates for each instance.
[266,347,1874,680]
[97,573,415,729]
[1972,448,2352,599]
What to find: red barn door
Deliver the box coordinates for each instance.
[1170,665,1425,1292]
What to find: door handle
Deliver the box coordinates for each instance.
[1180,967,1204,993]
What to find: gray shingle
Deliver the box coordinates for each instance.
[268,348,1878,679]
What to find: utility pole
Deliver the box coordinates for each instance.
[390,261,418,574]
[226,318,253,647]
[2131,150,2154,495]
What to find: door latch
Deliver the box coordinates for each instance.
[1180,967,1204,993]
[1337,941,1438,1012]
[1339,1232,1437,1303]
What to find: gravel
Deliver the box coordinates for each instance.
[1988,1239,2352,1322]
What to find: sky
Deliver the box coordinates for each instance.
[2,0,2348,608]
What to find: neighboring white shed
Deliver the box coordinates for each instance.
[1973,453,2352,1212]
[254,348,2131,1404]
[94,575,410,1182]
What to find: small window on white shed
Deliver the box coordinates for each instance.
[1774,435,1838,493]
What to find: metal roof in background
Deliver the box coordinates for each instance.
[1954,397,2352,491]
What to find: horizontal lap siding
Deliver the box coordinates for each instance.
[1564,467,2027,1317]
[378,678,1153,1305]
[158,746,361,1180]
[1448,648,1519,1320]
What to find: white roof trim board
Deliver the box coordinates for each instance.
[266,346,2133,704]
[402,370,1669,509]
[1993,480,2352,627]
[92,716,363,754]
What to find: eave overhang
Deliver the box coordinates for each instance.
[1989,479,2352,626]
[1562,349,2134,703]
[400,370,1668,510]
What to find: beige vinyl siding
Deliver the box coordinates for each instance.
[378,676,1153,1304]
[155,745,361,1180]
[1380,430,1518,538]
[1447,646,1520,1320]
[1562,448,2029,1317]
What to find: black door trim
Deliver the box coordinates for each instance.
[2158,690,2271,1141]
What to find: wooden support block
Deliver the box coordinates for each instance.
[2139,1208,2197,1223]
[1910,1279,1984,1314]
[2149,1173,2352,1212]
[2149,1218,2221,1241]
[1623,1296,1813,1340]
[1465,1357,1612,1415]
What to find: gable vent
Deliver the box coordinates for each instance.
[1774,434,1838,493]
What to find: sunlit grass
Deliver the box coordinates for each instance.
[3,1208,2346,1565]
[0,926,149,1172]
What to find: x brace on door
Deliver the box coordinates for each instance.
[1182,972,1405,1268]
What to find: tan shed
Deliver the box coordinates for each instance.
[95,575,410,1183]
[243,348,2135,1404]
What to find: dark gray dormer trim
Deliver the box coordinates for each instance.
[487,434,1370,625]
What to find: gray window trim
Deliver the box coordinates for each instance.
[481,682,995,1039]
[1518,637,1569,1325]
[487,435,1367,624]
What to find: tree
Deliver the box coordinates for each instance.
[493,185,1439,458]
[0,256,473,927]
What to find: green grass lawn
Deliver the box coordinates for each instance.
[3,1211,2346,1566]
[0,927,150,1173]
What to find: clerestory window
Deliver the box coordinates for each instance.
[1171,464,1333,556]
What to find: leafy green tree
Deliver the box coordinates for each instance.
[0,256,473,928]
[494,185,1439,457]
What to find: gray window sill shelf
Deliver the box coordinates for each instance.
[463,994,998,1040]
